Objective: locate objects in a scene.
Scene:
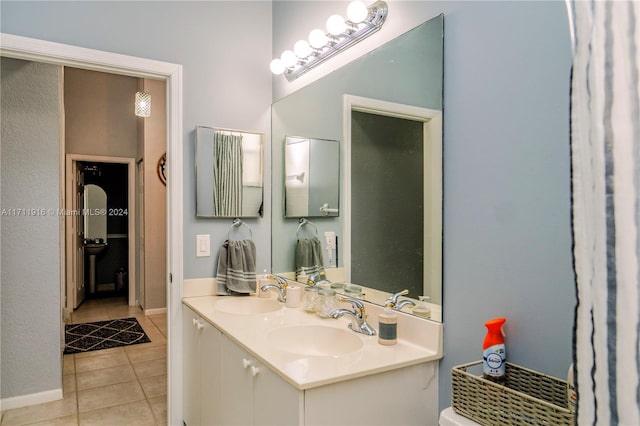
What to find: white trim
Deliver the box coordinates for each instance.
[343,94,442,304]
[144,307,168,316]
[1,33,184,425]
[0,389,63,411]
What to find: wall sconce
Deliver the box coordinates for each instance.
[270,0,388,82]
[135,91,151,117]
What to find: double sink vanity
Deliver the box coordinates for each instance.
[183,283,443,426]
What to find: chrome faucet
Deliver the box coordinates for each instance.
[385,289,409,308]
[331,297,376,336]
[394,299,416,311]
[260,274,288,303]
[306,272,330,286]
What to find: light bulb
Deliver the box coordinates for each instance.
[293,39,312,58]
[326,14,347,36]
[270,58,285,75]
[347,0,368,23]
[308,29,328,49]
[280,50,297,68]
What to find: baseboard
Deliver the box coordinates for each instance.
[0,388,63,411]
[144,307,167,316]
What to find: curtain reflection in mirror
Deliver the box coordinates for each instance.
[213,132,243,217]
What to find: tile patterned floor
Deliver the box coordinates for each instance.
[1,298,167,426]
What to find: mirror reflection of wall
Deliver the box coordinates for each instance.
[271,15,443,320]
[350,112,423,298]
[285,136,339,218]
[195,126,264,218]
[83,184,107,242]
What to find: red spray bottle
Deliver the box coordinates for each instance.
[482,317,506,384]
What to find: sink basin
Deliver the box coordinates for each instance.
[214,297,282,315]
[84,243,107,256]
[268,325,363,357]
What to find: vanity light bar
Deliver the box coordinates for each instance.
[271,0,388,82]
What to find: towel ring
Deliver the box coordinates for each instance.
[228,218,253,240]
[296,218,318,238]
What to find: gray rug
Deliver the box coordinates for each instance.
[64,317,151,354]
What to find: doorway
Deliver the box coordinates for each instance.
[1,34,184,423]
[65,156,136,312]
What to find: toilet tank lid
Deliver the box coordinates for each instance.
[439,408,481,426]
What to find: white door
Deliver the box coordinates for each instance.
[64,161,85,309]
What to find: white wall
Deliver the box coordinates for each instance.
[1,58,63,399]
[272,0,574,412]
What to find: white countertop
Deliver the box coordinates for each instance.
[183,294,442,390]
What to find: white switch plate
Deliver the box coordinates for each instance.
[324,231,336,249]
[196,234,210,257]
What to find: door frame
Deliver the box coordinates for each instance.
[1,33,184,424]
[65,155,136,310]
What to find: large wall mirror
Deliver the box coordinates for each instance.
[271,15,444,321]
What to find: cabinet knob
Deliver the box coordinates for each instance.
[192,318,198,327]
[250,365,260,377]
[196,321,204,331]
[242,358,252,369]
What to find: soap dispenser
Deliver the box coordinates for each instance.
[412,296,431,318]
[378,306,398,345]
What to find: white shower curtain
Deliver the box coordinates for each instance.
[569,1,640,424]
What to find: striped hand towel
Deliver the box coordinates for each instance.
[216,239,256,295]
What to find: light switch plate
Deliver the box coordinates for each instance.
[196,234,210,257]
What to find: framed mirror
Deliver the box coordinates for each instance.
[285,136,340,218]
[271,15,444,320]
[195,126,264,218]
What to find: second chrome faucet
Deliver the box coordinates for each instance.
[331,297,376,336]
[260,274,288,303]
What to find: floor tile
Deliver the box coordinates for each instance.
[78,400,155,426]
[27,414,78,426]
[74,352,129,373]
[62,356,75,375]
[139,374,167,399]
[62,374,76,395]
[76,364,136,391]
[74,346,124,359]
[132,358,166,379]
[147,396,167,425]
[0,393,77,425]
[77,381,145,413]
[125,345,166,364]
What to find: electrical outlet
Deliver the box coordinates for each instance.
[196,234,210,257]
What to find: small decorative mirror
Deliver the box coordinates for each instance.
[284,136,339,218]
[195,126,264,218]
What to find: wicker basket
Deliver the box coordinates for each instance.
[451,361,575,426]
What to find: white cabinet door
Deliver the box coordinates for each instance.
[219,334,302,426]
[182,306,202,426]
[253,357,302,426]
[219,334,255,426]
[200,322,223,425]
[183,305,223,426]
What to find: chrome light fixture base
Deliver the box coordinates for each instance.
[281,1,388,82]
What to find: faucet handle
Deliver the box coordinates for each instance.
[339,296,365,313]
[267,274,288,287]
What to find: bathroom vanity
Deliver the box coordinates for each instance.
[183,292,443,425]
